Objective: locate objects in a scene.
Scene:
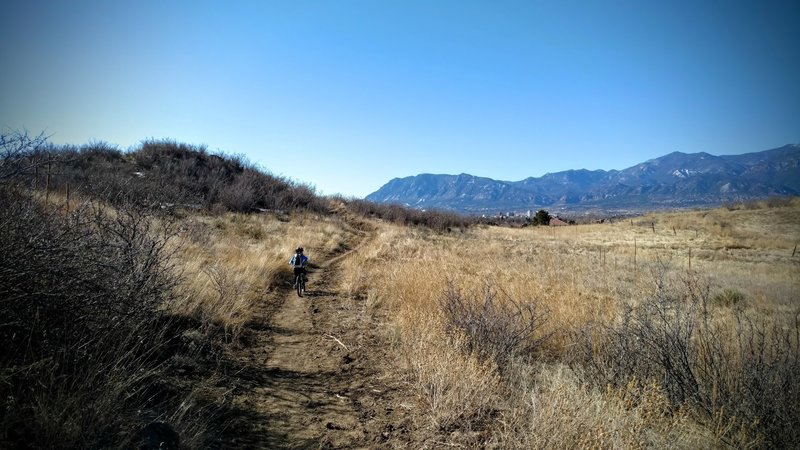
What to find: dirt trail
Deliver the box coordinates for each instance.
[226,228,415,449]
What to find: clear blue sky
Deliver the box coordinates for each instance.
[2,0,798,197]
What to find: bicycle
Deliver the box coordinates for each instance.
[295,273,306,297]
[290,247,308,297]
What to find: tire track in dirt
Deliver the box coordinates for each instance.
[226,223,416,449]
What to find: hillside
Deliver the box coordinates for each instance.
[29,139,326,214]
[367,144,800,213]
[0,133,463,448]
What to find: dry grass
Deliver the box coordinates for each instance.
[6,175,795,447]
[340,199,800,447]
[0,189,218,448]
[0,201,357,447]
[167,211,351,338]
[490,363,716,449]
[2,136,374,447]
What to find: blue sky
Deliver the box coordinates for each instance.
[2,0,798,197]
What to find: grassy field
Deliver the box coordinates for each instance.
[339,198,800,448]
[167,211,355,339]
[3,143,797,447]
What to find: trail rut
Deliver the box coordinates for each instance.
[224,228,414,449]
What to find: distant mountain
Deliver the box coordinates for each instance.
[366,144,800,213]
[369,173,540,211]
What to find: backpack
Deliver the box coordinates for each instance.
[293,253,304,268]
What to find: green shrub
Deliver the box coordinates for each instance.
[711,288,745,306]
[532,209,551,226]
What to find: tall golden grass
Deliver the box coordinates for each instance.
[339,200,800,448]
[167,211,353,338]
[4,181,367,441]
[7,184,795,447]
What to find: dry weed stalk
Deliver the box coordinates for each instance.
[340,201,799,448]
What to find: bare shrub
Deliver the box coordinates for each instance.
[579,268,800,448]
[724,196,796,211]
[724,311,800,447]
[0,187,222,448]
[0,190,176,347]
[4,137,331,215]
[585,271,702,408]
[439,282,551,369]
[0,130,49,181]
[345,198,474,232]
[217,172,257,212]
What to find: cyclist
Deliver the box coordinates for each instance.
[290,247,309,288]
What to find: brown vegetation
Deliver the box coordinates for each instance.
[0,132,471,448]
[0,187,211,447]
[5,136,326,214]
[3,131,799,448]
[344,198,475,232]
[337,198,800,448]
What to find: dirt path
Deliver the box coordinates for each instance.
[225,228,415,449]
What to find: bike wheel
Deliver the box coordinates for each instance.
[297,278,303,297]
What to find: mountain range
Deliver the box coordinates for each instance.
[366,144,800,214]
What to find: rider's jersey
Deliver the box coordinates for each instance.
[290,254,308,268]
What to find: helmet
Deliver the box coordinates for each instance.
[295,247,303,253]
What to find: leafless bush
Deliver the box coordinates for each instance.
[0,188,175,337]
[763,195,795,208]
[346,198,474,231]
[584,271,702,407]
[0,187,221,448]
[578,269,800,447]
[440,282,551,369]
[217,172,258,212]
[0,129,50,181]
[4,137,331,214]
[722,311,800,447]
[724,196,797,211]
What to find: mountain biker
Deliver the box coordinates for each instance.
[290,247,308,288]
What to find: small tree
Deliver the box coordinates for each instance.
[532,209,551,226]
